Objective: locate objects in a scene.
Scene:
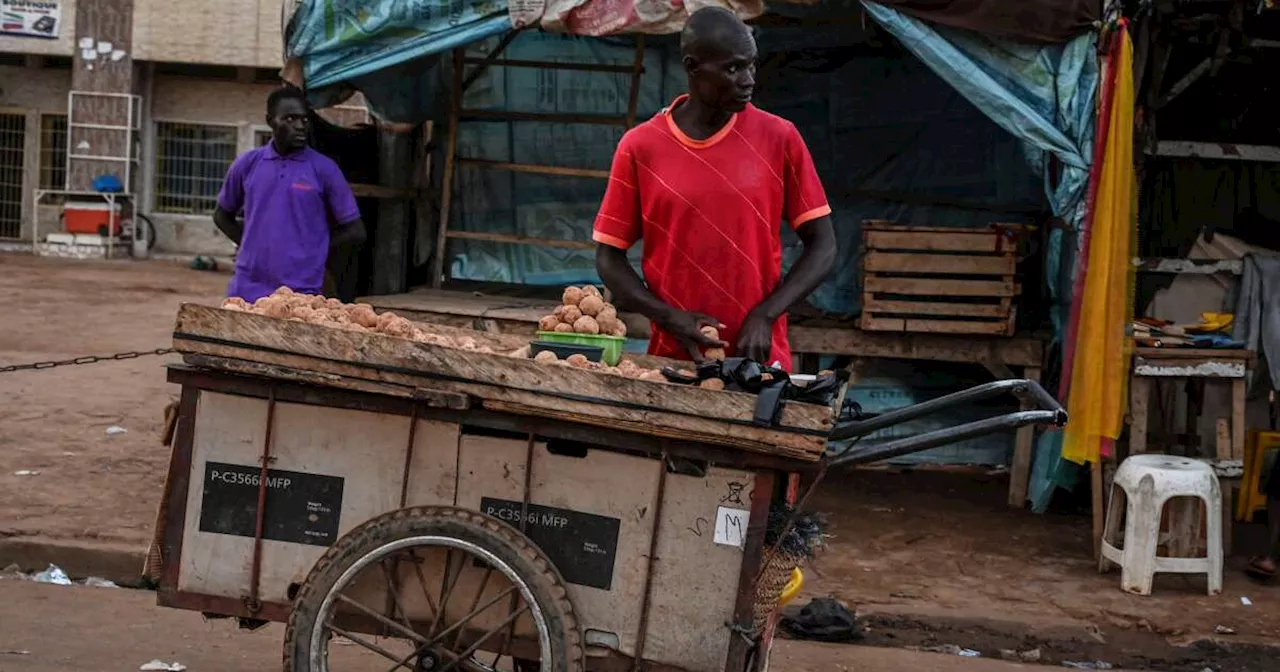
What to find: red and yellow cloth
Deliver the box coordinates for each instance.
[1062,25,1137,465]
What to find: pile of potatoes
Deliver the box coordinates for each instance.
[221,288,501,353]
[537,285,627,337]
[221,287,728,391]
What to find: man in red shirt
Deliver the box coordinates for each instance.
[593,7,835,370]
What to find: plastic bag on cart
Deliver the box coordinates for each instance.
[660,358,849,427]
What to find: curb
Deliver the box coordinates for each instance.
[0,537,148,587]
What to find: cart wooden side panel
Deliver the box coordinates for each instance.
[159,369,785,672]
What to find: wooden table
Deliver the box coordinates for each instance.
[1124,347,1255,555]
[1128,348,1253,459]
[364,288,1047,509]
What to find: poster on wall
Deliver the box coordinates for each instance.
[1,0,61,39]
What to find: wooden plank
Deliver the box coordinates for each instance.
[171,305,830,456]
[862,298,1009,318]
[859,315,1014,336]
[1135,258,1243,275]
[865,230,1009,253]
[461,57,638,74]
[789,325,1043,366]
[1232,379,1247,460]
[1133,358,1248,378]
[349,183,418,199]
[863,221,1024,235]
[183,355,470,409]
[1007,366,1041,509]
[864,251,1017,276]
[1128,376,1150,454]
[457,158,609,179]
[445,230,595,251]
[460,109,630,126]
[1132,347,1255,361]
[863,276,1020,297]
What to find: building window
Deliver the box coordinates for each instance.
[153,122,238,214]
[38,114,68,190]
[255,130,273,147]
[0,113,25,239]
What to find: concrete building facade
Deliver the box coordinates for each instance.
[0,0,367,255]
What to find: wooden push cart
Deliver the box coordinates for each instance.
[155,304,1065,672]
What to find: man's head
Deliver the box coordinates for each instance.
[266,87,310,153]
[680,7,756,113]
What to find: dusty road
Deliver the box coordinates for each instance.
[0,254,1277,672]
[0,581,1084,672]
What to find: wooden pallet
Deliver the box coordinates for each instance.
[858,222,1023,337]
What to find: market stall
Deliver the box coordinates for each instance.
[154,292,1064,671]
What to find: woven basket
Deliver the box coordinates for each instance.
[752,547,806,632]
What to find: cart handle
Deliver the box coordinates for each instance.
[824,379,1067,470]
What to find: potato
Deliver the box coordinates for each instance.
[578,295,604,317]
[348,304,379,328]
[257,297,291,319]
[597,305,617,322]
[554,322,574,333]
[573,315,600,335]
[700,325,720,342]
[221,297,250,311]
[703,348,726,361]
[566,354,591,368]
[612,321,628,337]
[561,305,583,324]
[699,378,726,391]
[534,350,559,363]
[273,286,295,296]
[538,315,561,331]
[596,315,619,335]
[582,285,602,298]
[638,370,667,382]
[562,286,585,306]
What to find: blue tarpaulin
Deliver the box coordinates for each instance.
[287,0,511,90]
[862,2,1097,506]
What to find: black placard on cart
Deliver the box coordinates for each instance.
[199,461,344,547]
[480,497,620,590]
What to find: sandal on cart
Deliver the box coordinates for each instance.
[1245,557,1276,582]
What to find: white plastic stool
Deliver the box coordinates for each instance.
[1098,454,1223,596]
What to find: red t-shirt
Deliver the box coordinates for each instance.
[593,95,831,370]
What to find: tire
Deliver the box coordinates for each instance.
[283,506,584,672]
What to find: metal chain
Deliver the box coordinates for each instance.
[0,348,175,374]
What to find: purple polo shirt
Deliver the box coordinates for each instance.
[217,143,360,302]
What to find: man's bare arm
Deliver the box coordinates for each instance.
[755,216,836,320]
[735,216,836,362]
[212,206,244,245]
[331,218,367,250]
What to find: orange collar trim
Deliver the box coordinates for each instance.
[663,94,738,149]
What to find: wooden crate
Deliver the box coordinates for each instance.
[858,222,1023,337]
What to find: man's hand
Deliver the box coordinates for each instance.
[736,310,773,364]
[657,309,727,361]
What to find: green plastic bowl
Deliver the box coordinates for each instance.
[535,331,626,365]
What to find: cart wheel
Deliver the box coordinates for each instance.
[283,506,584,672]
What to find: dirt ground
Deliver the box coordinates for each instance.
[0,253,1277,671]
[0,581,1105,672]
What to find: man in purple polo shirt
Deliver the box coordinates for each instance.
[214,87,366,302]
